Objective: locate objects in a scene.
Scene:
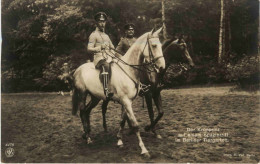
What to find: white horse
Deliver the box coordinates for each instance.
[72,27,165,158]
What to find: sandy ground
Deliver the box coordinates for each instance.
[1,86,260,163]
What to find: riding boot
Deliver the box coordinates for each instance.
[101,67,114,99]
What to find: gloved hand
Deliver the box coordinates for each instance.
[96,45,105,52]
[101,44,106,50]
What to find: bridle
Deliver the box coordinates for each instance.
[104,34,164,73]
[142,34,164,72]
[102,33,165,97]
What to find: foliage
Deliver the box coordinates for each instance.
[1,0,259,92]
[225,55,259,90]
[33,55,70,91]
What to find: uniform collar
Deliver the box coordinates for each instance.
[95,27,105,33]
[125,36,134,39]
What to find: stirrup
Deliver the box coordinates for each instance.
[105,89,114,99]
[139,83,151,97]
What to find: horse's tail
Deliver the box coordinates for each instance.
[72,87,80,116]
[67,69,76,89]
[72,76,87,116]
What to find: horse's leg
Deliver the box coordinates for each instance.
[116,105,135,136]
[81,95,100,144]
[117,108,127,148]
[125,112,133,129]
[78,91,87,138]
[122,99,150,158]
[114,105,134,135]
[144,92,154,132]
[102,100,109,132]
[102,100,129,133]
[120,106,130,128]
[150,90,163,139]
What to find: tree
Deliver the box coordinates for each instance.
[161,0,168,39]
[2,0,259,92]
[258,0,260,54]
[218,0,225,64]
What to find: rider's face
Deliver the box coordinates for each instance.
[126,29,134,37]
[97,20,106,31]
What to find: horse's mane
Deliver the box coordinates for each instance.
[121,32,150,60]
[162,37,176,50]
[134,32,149,43]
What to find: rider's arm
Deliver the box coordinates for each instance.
[115,38,124,55]
[108,38,115,51]
[107,37,121,58]
[87,33,101,54]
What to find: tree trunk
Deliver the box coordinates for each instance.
[227,11,231,54]
[222,0,226,61]
[226,0,232,58]
[162,0,168,39]
[259,0,260,54]
[218,0,225,64]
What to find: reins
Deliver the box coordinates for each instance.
[102,47,149,72]
[102,34,164,97]
[102,35,163,73]
[98,31,151,70]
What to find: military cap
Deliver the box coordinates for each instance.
[94,12,107,21]
[124,23,135,30]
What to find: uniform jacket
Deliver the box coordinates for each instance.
[87,28,115,66]
[116,37,137,55]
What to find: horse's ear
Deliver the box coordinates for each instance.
[150,28,155,34]
[153,26,163,36]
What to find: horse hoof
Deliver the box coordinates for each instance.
[117,139,124,148]
[156,134,162,139]
[142,152,151,159]
[144,125,151,132]
[87,138,93,144]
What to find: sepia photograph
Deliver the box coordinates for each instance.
[1,0,260,163]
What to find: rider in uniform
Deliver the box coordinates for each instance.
[116,23,137,129]
[87,12,115,99]
[116,23,137,56]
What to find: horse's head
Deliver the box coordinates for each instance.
[122,27,166,86]
[163,37,195,68]
[136,27,166,85]
[142,27,166,74]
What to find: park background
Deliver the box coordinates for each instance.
[1,0,260,163]
[1,0,259,92]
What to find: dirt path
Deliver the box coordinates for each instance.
[1,86,260,163]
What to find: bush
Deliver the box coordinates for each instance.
[225,54,259,91]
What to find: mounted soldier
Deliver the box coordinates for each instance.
[116,23,137,56]
[110,23,138,129]
[87,12,115,99]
